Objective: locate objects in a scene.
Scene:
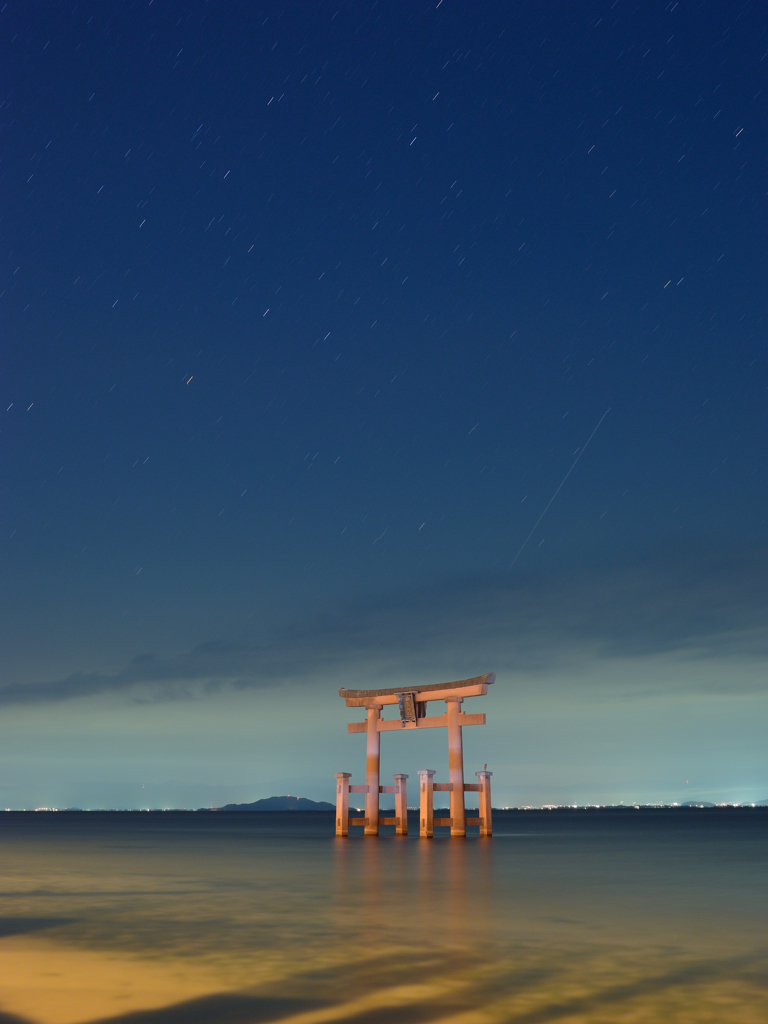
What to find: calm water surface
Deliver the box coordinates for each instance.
[0,809,766,1023]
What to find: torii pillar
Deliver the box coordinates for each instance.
[364,705,380,835]
[445,697,466,837]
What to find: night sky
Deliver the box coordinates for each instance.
[3,1,768,809]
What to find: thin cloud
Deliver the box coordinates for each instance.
[3,541,768,706]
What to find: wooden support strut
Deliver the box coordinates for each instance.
[335,772,351,836]
[418,769,435,838]
[476,770,493,837]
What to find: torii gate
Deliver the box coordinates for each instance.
[335,672,494,838]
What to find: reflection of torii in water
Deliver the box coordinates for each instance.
[335,673,495,838]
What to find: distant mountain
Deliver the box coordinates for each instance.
[215,795,335,811]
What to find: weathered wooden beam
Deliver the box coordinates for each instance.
[433,817,452,827]
[347,712,485,733]
[349,784,368,793]
[426,780,482,792]
[342,682,491,707]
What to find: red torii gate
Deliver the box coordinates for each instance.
[335,673,494,837]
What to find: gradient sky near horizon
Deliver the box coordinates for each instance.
[2,0,768,809]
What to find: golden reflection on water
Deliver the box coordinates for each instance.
[0,811,767,1023]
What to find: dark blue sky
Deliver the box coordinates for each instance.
[3,1,768,808]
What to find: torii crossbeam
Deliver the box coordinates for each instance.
[335,672,495,838]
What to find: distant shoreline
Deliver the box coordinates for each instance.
[2,804,765,813]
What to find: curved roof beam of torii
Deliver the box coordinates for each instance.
[339,672,495,707]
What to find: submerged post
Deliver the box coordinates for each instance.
[446,697,466,836]
[335,772,351,836]
[365,705,381,835]
[476,770,492,837]
[393,774,408,835]
[418,769,435,837]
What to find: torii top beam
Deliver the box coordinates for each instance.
[339,673,495,707]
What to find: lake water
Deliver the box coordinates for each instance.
[0,809,766,1023]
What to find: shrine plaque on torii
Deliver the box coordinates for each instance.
[335,673,494,838]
